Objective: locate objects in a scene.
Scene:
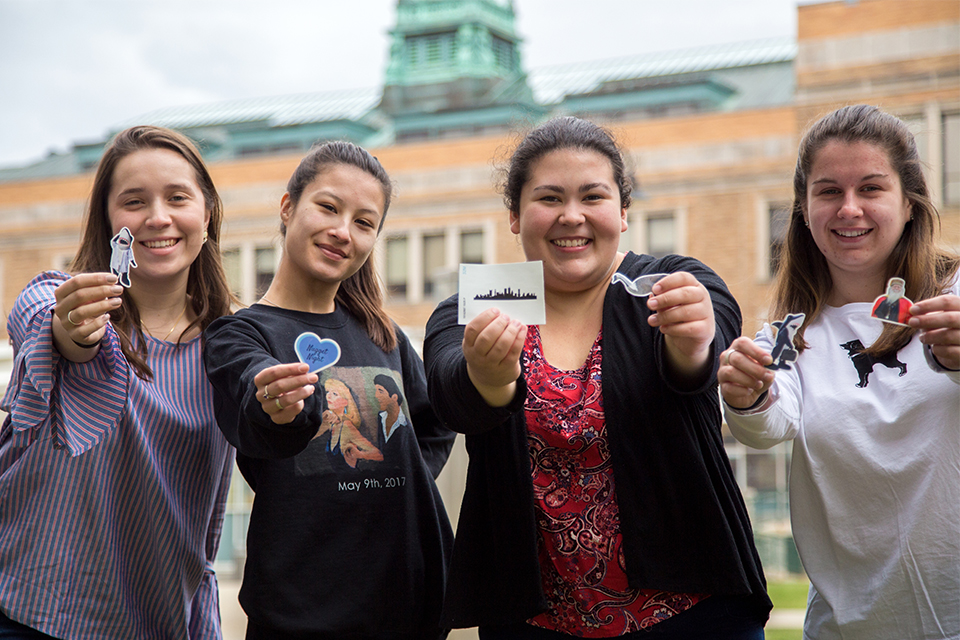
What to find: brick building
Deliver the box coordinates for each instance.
[0,0,957,578]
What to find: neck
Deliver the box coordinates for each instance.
[132,287,193,341]
[386,405,400,423]
[542,254,623,324]
[128,283,190,318]
[263,263,340,313]
[826,269,887,306]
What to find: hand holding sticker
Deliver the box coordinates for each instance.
[871,277,913,326]
[110,227,137,288]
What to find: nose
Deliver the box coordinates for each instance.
[838,191,863,219]
[327,216,351,242]
[558,202,586,226]
[144,200,173,228]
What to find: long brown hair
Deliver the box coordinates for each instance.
[281,141,397,352]
[774,104,959,357]
[70,125,237,379]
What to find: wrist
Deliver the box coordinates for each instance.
[71,337,101,349]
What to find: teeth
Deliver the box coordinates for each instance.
[834,229,869,238]
[553,238,589,247]
[143,239,178,248]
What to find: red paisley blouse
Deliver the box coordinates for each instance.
[522,326,707,636]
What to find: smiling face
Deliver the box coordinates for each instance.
[510,148,627,294]
[279,163,384,295]
[804,140,912,298]
[107,148,209,288]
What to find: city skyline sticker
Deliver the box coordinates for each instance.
[458,261,545,325]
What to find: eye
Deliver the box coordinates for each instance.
[355,218,376,229]
[319,202,337,214]
[539,195,560,203]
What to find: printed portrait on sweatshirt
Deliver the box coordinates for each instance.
[296,367,411,475]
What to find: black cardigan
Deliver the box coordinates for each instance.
[423,252,771,629]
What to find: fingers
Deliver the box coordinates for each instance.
[646,272,711,332]
[719,337,775,409]
[54,273,123,346]
[908,294,960,332]
[908,294,960,370]
[463,309,526,371]
[253,363,318,424]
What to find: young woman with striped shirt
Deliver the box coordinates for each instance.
[0,126,237,639]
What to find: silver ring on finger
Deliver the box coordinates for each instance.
[275,398,284,412]
[263,385,275,400]
[724,350,733,366]
[66,310,81,326]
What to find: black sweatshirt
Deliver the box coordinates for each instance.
[205,304,454,639]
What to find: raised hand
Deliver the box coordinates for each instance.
[719,337,775,410]
[254,362,318,424]
[462,308,527,407]
[909,294,960,371]
[53,272,123,358]
[647,271,716,380]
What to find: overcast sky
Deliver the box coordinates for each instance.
[0,0,798,168]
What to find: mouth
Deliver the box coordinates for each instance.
[318,243,347,259]
[832,229,871,238]
[141,239,180,249]
[552,238,590,248]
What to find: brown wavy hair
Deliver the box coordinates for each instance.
[500,116,633,214]
[281,141,397,352]
[70,125,237,379]
[774,104,959,357]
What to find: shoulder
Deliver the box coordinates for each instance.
[425,294,459,333]
[205,305,276,342]
[621,252,721,282]
[18,270,69,300]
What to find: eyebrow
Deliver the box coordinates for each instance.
[531,182,613,194]
[811,173,889,185]
[115,184,195,198]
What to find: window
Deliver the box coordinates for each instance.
[944,113,960,205]
[385,236,408,298]
[646,212,676,258]
[768,203,790,276]
[222,248,242,300]
[423,233,446,298]
[406,32,457,68]
[255,247,275,299]
[460,230,484,264]
[492,36,514,70]
[382,229,485,303]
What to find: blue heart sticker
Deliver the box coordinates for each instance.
[294,333,341,373]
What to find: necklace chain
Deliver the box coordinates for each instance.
[259,295,280,307]
[142,303,188,342]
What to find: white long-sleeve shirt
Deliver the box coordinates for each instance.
[725,281,960,640]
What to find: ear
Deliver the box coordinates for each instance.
[620,207,628,233]
[280,192,293,225]
[509,209,520,235]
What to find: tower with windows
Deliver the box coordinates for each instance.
[379,0,543,141]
